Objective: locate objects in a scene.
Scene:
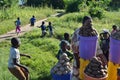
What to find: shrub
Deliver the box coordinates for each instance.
[66,0,80,13]
[27,0,65,9]
[89,7,104,19]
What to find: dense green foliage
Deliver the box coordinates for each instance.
[0,5,55,35]
[27,0,65,9]
[66,0,80,12]
[1,9,120,79]
[1,0,120,80]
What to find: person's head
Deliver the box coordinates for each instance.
[64,33,70,41]
[17,17,20,20]
[112,25,117,30]
[48,22,51,25]
[32,15,35,18]
[42,21,45,25]
[11,37,21,48]
[60,40,68,51]
[82,16,92,28]
[101,29,110,39]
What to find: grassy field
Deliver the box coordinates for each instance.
[0,9,120,80]
[0,5,55,35]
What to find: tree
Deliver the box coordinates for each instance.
[26,0,65,9]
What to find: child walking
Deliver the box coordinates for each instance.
[15,17,21,35]
[8,37,31,80]
[30,15,36,26]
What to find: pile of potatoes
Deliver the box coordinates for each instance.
[84,57,107,78]
[79,27,98,36]
[111,30,120,40]
[51,53,72,75]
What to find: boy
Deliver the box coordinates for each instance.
[30,15,36,26]
[8,37,31,80]
[47,22,53,37]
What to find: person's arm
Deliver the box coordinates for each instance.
[13,58,29,73]
[96,42,103,56]
[20,53,31,58]
[56,50,61,60]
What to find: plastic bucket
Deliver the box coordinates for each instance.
[110,37,120,64]
[79,35,98,60]
[51,73,71,80]
[84,73,107,80]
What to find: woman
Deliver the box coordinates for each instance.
[71,16,104,79]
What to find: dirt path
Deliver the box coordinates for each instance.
[0,13,61,42]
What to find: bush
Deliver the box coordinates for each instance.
[27,0,65,9]
[89,7,104,19]
[66,0,80,13]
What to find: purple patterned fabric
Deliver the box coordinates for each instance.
[110,37,120,64]
[79,35,98,60]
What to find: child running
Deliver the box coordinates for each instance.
[15,17,21,35]
[47,22,53,37]
[30,15,36,26]
[39,21,46,37]
[8,37,31,80]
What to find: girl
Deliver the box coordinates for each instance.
[15,17,21,35]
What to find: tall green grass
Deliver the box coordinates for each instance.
[0,5,55,35]
[1,10,120,80]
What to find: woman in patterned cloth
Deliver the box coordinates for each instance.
[71,16,107,80]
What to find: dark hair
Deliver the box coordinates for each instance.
[82,16,91,24]
[112,25,117,28]
[11,37,20,47]
[49,22,51,25]
[64,33,69,38]
[42,21,45,24]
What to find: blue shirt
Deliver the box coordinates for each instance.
[15,20,21,26]
[47,25,53,31]
[30,17,36,23]
[40,25,46,31]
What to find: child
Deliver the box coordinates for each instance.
[57,40,73,61]
[111,25,118,34]
[39,21,46,37]
[100,29,110,61]
[63,32,71,50]
[8,37,31,80]
[47,22,53,37]
[30,15,36,26]
[15,17,21,35]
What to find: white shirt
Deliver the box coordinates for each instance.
[8,47,20,68]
